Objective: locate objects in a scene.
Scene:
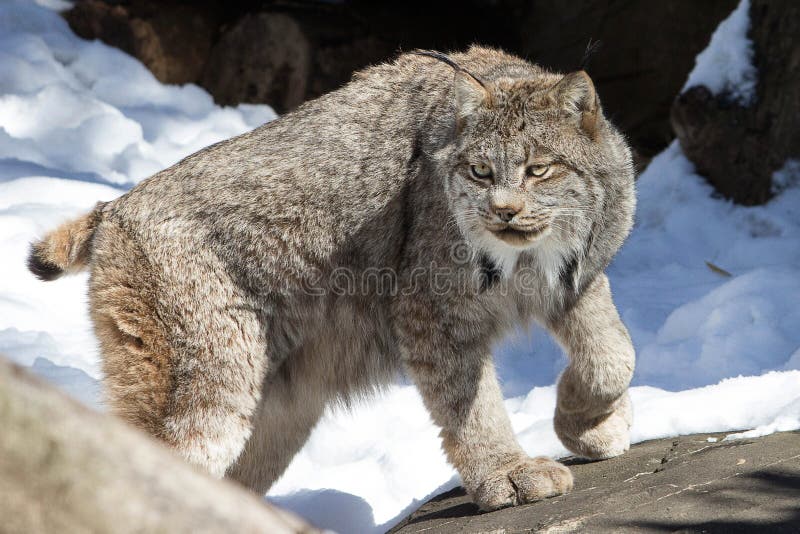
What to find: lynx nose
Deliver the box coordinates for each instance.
[494,206,519,223]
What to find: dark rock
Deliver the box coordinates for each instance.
[672,0,800,205]
[389,431,800,533]
[200,12,312,113]
[307,36,393,103]
[65,0,219,85]
[671,87,770,205]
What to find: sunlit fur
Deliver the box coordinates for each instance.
[28,46,636,511]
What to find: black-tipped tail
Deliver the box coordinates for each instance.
[27,244,64,281]
[26,201,106,282]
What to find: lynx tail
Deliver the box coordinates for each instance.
[27,202,106,281]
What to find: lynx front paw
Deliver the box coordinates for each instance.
[472,456,574,511]
[554,392,632,460]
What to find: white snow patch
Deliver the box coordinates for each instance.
[724,397,800,441]
[33,0,72,11]
[683,0,757,104]
[772,158,800,195]
[0,2,798,533]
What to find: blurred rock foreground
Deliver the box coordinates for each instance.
[0,357,316,533]
[64,0,799,203]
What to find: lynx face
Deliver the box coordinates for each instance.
[443,70,618,275]
[450,123,595,250]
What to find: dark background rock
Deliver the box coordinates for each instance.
[200,12,311,112]
[672,0,800,205]
[63,0,738,157]
[671,87,770,205]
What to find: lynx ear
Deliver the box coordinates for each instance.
[548,71,600,138]
[454,70,489,121]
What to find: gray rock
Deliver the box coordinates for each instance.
[389,431,800,533]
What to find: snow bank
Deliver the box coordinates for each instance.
[0,1,797,533]
[725,396,800,441]
[682,0,757,103]
[0,0,274,187]
[613,144,800,390]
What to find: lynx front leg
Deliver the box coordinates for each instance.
[548,274,635,459]
[400,341,572,510]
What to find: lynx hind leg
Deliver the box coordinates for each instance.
[89,225,174,437]
[226,364,327,495]
[89,223,268,477]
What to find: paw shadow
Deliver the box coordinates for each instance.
[561,456,602,466]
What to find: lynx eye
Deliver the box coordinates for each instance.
[526,164,551,178]
[470,163,493,180]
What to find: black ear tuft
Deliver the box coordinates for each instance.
[579,39,602,71]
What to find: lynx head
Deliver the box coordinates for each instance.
[436,53,635,286]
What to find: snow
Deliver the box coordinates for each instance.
[682,0,757,104]
[0,0,274,187]
[1,1,797,533]
[724,397,800,441]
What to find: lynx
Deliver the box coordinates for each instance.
[29,46,635,510]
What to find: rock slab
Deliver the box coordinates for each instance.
[389,431,800,533]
